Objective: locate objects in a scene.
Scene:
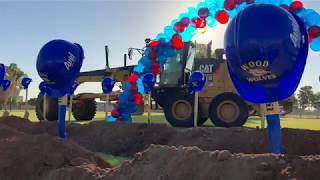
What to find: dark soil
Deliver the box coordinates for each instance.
[0,116,320,180]
[0,121,110,180]
[1,116,320,156]
[104,145,320,180]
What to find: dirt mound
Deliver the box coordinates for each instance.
[1,116,320,156]
[0,122,110,180]
[106,145,320,180]
[1,116,320,180]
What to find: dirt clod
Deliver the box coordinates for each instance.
[217,150,232,161]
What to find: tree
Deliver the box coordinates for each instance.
[297,86,315,117]
[313,92,320,111]
[0,63,26,107]
[28,98,37,106]
[6,63,25,81]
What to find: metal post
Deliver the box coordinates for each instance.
[105,94,109,120]
[24,89,29,119]
[43,93,47,121]
[260,104,265,129]
[68,95,73,124]
[194,92,199,128]
[58,95,68,139]
[147,93,151,126]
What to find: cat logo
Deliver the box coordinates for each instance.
[241,60,277,83]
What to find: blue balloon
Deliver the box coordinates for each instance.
[102,76,115,94]
[311,37,320,51]
[2,80,11,92]
[67,81,79,95]
[188,71,206,92]
[36,39,84,97]
[21,77,32,89]
[107,115,117,123]
[225,4,309,103]
[0,63,5,85]
[142,73,156,93]
[39,81,48,94]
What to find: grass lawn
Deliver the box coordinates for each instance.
[1,110,320,130]
[94,152,131,167]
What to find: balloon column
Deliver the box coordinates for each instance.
[142,73,156,125]
[67,81,79,123]
[37,39,84,138]
[21,77,32,119]
[110,0,320,123]
[101,76,115,121]
[188,71,206,127]
[225,4,309,153]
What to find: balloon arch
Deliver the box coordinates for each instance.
[110,0,320,122]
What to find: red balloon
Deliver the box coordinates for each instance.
[290,1,303,12]
[130,84,138,94]
[111,109,120,118]
[174,22,187,33]
[171,34,185,50]
[150,41,159,50]
[308,26,320,42]
[151,61,161,75]
[128,73,139,85]
[148,50,157,60]
[180,17,190,26]
[198,7,209,18]
[224,0,237,10]
[192,18,206,28]
[216,10,229,24]
[133,94,143,105]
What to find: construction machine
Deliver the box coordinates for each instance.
[35,40,293,127]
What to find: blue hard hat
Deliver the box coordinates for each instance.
[0,64,5,85]
[21,77,32,90]
[102,76,115,94]
[36,40,84,97]
[224,4,309,103]
[188,71,206,92]
[2,80,11,91]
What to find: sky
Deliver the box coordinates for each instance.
[0,0,319,99]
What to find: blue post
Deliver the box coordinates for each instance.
[266,114,282,154]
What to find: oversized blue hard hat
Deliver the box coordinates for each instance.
[188,71,206,92]
[0,64,5,85]
[102,76,115,94]
[142,73,156,93]
[36,39,84,97]
[224,4,309,103]
[21,77,32,89]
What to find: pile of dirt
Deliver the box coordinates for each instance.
[1,116,320,156]
[0,122,110,180]
[0,116,320,180]
[106,145,320,180]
